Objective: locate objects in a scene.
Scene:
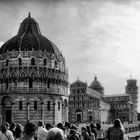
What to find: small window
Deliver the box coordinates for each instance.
[58,102,60,110]
[19,101,22,110]
[47,79,50,88]
[6,59,9,66]
[31,58,35,66]
[34,101,37,110]
[44,59,47,66]
[18,58,22,65]
[55,61,57,68]
[47,101,50,111]
[29,78,33,88]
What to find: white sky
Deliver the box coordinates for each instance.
[0,0,140,111]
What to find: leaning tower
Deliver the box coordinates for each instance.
[125,78,138,121]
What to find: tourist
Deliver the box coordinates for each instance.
[95,123,104,140]
[80,127,90,140]
[14,123,23,140]
[19,122,37,140]
[105,119,124,140]
[45,124,52,130]
[86,126,95,140]
[57,123,64,131]
[68,129,80,140]
[37,120,48,140]
[0,124,14,140]
[46,127,65,140]
[90,122,97,139]
[64,122,71,138]
[9,122,16,136]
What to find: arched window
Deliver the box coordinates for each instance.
[18,58,22,65]
[47,79,50,88]
[44,59,47,66]
[6,59,9,66]
[31,58,35,66]
[29,77,33,88]
[47,101,50,111]
[55,61,57,68]
[19,101,22,110]
[34,101,37,110]
[58,102,60,111]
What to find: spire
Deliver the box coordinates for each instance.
[77,77,79,81]
[18,13,41,35]
[28,12,31,18]
[94,75,97,80]
[130,74,132,79]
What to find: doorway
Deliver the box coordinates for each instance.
[77,114,81,123]
[6,110,11,124]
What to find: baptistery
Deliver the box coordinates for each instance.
[0,13,68,124]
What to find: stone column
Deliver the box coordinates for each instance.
[11,102,15,122]
[41,101,44,121]
[53,101,56,125]
[27,102,30,121]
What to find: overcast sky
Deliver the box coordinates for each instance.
[0,0,140,111]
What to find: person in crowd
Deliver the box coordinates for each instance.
[19,122,37,140]
[57,123,64,131]
[86,126,95,140]
[37,120,48,140]
[90,122,97,139]
[64,122,71,138]
[46,127,65,140]
[80,127,90,140]
[45,124,52,130]
[69,129,79,140]
[95,123,104,140]
[9,122,16,137]
[14,123,23,140]
[0,124,14,140]
[105,119,124,140]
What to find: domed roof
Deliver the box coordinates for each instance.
[0,13,62,60]
[90,76,104,91]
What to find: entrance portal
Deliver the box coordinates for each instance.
[77,114,81,123]
[6,110,11,124]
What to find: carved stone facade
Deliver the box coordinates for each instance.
[69,79,110,123]
[69,77,138,123]
[0,14,68,125]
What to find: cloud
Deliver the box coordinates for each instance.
[0,0,140,111]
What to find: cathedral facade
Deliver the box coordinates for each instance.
[69,77,138,123]
[0,14,68,125]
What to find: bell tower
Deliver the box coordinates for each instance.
[125,78,138,121]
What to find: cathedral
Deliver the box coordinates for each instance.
[0,13,68,125]
[69,77,138,123]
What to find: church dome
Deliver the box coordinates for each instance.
[90,76,104,93]
[0,13,62,60]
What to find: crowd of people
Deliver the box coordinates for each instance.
[0,119,125,140]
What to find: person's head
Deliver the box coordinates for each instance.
[15,123,23,138]
[64,122,71,129]
[46,123,52,130]
[113,119,121,128]
[9,122,16,131]
[57,123,64,131]
[90,122,96,129]
[69,129,76,135]
[81,127,87,134]
[1,124,7,134]
[96,122,101,130]
[86,126,91,132]
[71,124,78,132]
[46,127,65,140]
[38,120,44,127]
[23,122,37,137]
[5,122,10,129]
